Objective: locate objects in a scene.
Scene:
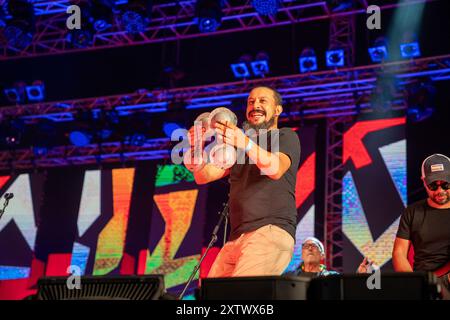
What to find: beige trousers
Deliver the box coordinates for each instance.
[207,224,295,278]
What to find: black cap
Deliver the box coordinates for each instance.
[421,154,450,184]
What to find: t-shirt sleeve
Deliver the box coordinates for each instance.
[277,128,301,171]
[396,207,413,240]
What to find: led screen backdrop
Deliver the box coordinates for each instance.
[0,126,318,299]
[342,117,406,272]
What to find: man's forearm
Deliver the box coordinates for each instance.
[393,254,413,272]
[245,138,281,178]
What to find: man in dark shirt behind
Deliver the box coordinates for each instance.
[393,154,450,299]
[185,86,301,277]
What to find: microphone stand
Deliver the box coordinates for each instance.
[0,194,13,221]
[178,202,229,300]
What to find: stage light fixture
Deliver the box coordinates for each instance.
[231,62,250,79]
[125,133,147,146]
[251,0,281,16]
[69,130,93,147]
[119,0,152,35]
[196,0,223,33]
[4,0,35,48]
[25,81,45,102]
[88,0,115,32]
[299,48,318,73]
[400,42,421,59]
[326,49,345,67]
[3,82,26,104]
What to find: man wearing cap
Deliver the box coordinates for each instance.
[393,154,450,299]
[288,237,373,276]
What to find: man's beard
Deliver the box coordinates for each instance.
[430,191,450,205]
[242,115,276,134]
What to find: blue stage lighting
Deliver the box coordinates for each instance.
[368,46,388,63]
[33,146,48,157]
[4,87,25,103]
[5,0,35,49]
[198,17,220,33]
[299,56,318,73]
[120,0,151,34]
[125,133,147,146]
[251,60,269,77]
[196,0,223,33]
[26,82,45,102]
[252,0,281,16]
[326,49,345,67]
[400,42,421,59]
[231,63,250,78]
[163,122,182,138]
[69,131,92,147]
[67,29,94,48]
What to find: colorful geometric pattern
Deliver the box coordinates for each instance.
[295,152,316,209]
[155,165,194,187]
[286,205,315,272]
[77,170,101,236]
[144,190,200,288]
[379,140,407,207]
[343,117,406,169]
[93,168,134,275]
[0,174,36,250]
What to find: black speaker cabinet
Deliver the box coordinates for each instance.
[308,272,439,300]
[200,275,312,300]
[36,275,165,300]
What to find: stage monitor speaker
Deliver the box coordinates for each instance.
[36,275,165,300]
[308,272,439,300]
[200,275,312,300]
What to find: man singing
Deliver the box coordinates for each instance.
[185,86,301,277]
[392,154,450,299]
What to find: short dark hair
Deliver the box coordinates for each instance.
[251,86,283,107]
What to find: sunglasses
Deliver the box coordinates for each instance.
[302,243,320,251]
[427,181,450,191]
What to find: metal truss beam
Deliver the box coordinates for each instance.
[0,54,449,171]
[0,0,435,60]
[1,54,448,121]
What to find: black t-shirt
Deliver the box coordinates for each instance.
[228,127,301,241]
[396,199,450,271]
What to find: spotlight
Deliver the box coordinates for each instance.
[25,81,45,102]
[119,0,152,34]
[4,82,26,104]
[250,51,270,77]
[368,37,388,63]
[69,131,93,147]
[67,29,94,48]
[124,133,147,146]
[4,0,35,48]
[251,0,281,16]
[230,63,250,78]
[299,48,318,73]
[88,0,114,32]
[400,42,421,59]
[369,46,388,63]
[326,49,345,67]
[196,0,223,33]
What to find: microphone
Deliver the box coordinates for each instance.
[4,193,13,200]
